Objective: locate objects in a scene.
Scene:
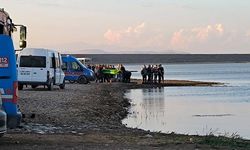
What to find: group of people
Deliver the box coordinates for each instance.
[85,63,164,84]
[141,64,164,84]
[87,64,131,83]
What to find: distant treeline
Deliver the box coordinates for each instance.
[64,54,250,64]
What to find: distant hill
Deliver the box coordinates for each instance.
[62,54,250,64]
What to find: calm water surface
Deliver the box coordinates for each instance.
[123,63,250,139]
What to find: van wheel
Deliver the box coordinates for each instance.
[59,79,65,89]
[31,85,38,89]
[0,133,4,137]
[7,117,18,129]
[47,81,54,91]
[78,75,88,84]
[69,80,75,84]
[18,84,23,90]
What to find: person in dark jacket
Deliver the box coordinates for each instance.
[120,65,131,83]
[153,65,158,83]
[147,65,153,83]
[141,65,147,83]
[158,64,164,83]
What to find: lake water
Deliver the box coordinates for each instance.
[123,63,250,139]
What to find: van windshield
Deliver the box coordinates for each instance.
[20,56,46,68]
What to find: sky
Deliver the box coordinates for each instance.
[1,0,250,54]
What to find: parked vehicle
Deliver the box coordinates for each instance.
[77,57,92,65]
[17,48,65,90]
[62,55,95,84]
[0,8,26,128]
[0,93,7,137]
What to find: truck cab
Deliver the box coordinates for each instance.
[0,8,27,129]
[62,55,95,84]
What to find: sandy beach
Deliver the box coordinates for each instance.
[0,80,249,150]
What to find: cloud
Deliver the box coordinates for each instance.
[104,22,145,44]
[170,24,225,50]
[169,24,250,53]
[170,29,189,49]
[103,23,250,53]
[103,22,170,52]
[215,24,224,33]
[103,29,122,43]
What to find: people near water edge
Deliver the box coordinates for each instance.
[91,64,131,83]
[141,64,164,84]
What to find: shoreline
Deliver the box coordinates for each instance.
[1,80,249,150]
[130,79,222,87]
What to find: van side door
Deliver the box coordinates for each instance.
[58,53,65,84]
[53,52,65,85]
[69,61,83,81]
[53,53,61,85]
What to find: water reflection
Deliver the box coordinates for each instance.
[123,63,250,139]
[127,87,167,128]
[123,87,250,139]
[142,88,164,102]
[142,88,165,124]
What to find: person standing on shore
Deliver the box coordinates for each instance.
[153,65,158,83]
[147,65,153,83]
[95,64,104,83]
[117,64,123,82]
[158,64,164,83]
[141,65,147,83]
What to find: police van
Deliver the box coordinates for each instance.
[17,48,65,90]
[62,55,95,84]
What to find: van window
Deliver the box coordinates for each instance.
[71,62,81,71]
[20,56,46,68]
[50,57,55,68]
[50,57,60,68]
[62,62,67,71]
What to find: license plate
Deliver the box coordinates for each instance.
[0,57,9,68]
[20,71,30,75]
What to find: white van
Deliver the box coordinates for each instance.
[17,48,65,90]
